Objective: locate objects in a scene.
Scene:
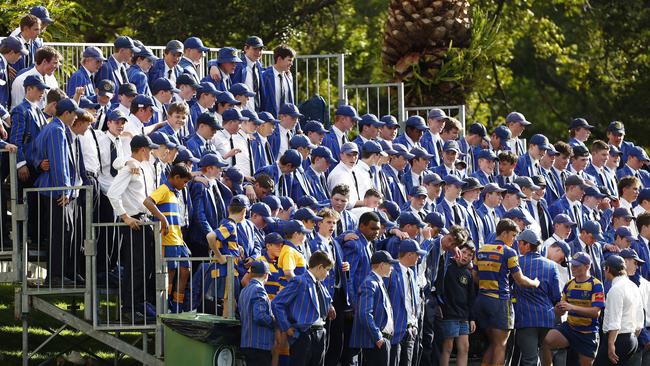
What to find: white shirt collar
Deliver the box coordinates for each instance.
[307,270,318,283]
[332,125,345,140]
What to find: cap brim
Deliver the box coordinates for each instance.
[594,233,605,241]
[19,48,29,56]
[189,157,200,163]
[150,105,161,112]
[148,143,160,149]
[74,107,86,114]
[131,46,142,53]
[519,120,532,126]
[262,216,276,224]
[570,259,587,266]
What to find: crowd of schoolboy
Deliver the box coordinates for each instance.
[3,6,650,366]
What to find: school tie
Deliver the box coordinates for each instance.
[471,206,484,244]
[90,129,102,174]
[285,131,292,149]
[352,171,361,201]
[36,108,47,128]
[252,65,260,110]
[320,174,329,198]
[212,184,226,221]
[452,204,462,225]
[278,73,286,105]
[538,202,550,239]
[341,134,347,147]
[24,43,32,68]
[572,204,582,228]
[336,219,343,237]
[247,139,254,176]
[279,174,287,196]
[406,270,417,316]
[119,65,129,84]
[167,69,173,79]
[315,281,327,320]
[229,136,236,165]
[264,141,273,165]
[109,138,119,177]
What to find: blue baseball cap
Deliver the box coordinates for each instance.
[222,108,248,122]
[571,252,592,266]
[503,183,526,198]
[572,145,590,158]
[261,195,281,211]
[477,149,498,161]
[216,47,242,64]
[380,115,399,127]
[304,120,328,134]
[504,207,533,225]
[570,118,594,130]
[216,91,240,105]
[296,196,325,210]
[532,175,547,188]
[423,173,444,185]
[250,260,270,274]
[604,255,626,272]
[615,226,638,242]
[258,111,280,124]
[379,140,397,155]
[282,149,303,167]
[279,103,304,118]
[279,196,295,211]
[514,176,541,191]
[362,140,386,156]
[23,75,49,90]
[410,186,428,197]
[505,111,531,126]
[130,135,159,150]
[359,114,384,128]
[30,6,54,24]
[197,82,220,96]
[312,146,337,165]
[250,202,276,224]
[443,140,462,153]
[427,108,448,120]
[114,36,140,52]
[82,46,106,62]
[410,146,434,160]
[442,174,465,187]
[151,78,180,95]
[516,229,542,246]
[613,207,635,220]
[293,207,323,222]
[231,194,251,208]
[284,220,312,235]
[290,134,317,150]
[405,115,428,131]
[564,175,589,189]
[176,74,200,89]
[482,183,506,194]
[118,83,138,97]
[224,168,244,193]
[107,109,128,122]
[335,105,361,121]
[265,232,284,245]
[424,211,445,228]
[56,98,85,115]
[132,95,160,112]
[398,212,426,228]
[376,210,396,230]
[371,250,399,264]
[608,121,625,134]
[399,239,427,255]
[134,46,158,62]
[0,36,28,56]
[341,142,359,155]
[198,153,228,168]
[638,188,650,203]
[196,112,221,130]
[392,144,415,159]
[382,201,400,221]
[165,40,184,54]
[629,146,650,162]
[230,83,256,97]
[184,37,210,52]
[620,248,645,264]
[245,36,265,48]
[462,177,484,192]
[529,134,553,150]
[78,96,99,110]
[241,109,264,125]
[583,186,606,199]
[468,123,488,138]
[174,146,200,164]
[609,144,623,156]
[493,125,512,142]
[553,240,571,261]
[553,213,577,227]
[149,131,176,149]
[581,220,604,241]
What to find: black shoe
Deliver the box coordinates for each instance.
[46,276,76,287]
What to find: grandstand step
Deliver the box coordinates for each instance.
[31,296,163,366]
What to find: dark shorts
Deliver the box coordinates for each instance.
[440,320,470,338]
[472,295,514,330]
[556,322,599,359]
[164,245,190,269]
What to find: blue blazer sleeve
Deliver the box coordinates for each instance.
[190,181,213,239]
[9,105,27,164]
[357,279,382,342]
[271,276,300,332]
[251,287,275,328]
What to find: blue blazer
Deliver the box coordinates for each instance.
[9,99,44,168]
[617,165,650,187]
[615,141,635,169]
[251,134,276,173]
[291,166,314,203]
[95,56,127,103]
[127,64,152,97]
[515,153,538,177]
[272,273,332,333]
[238,279,275,350]
[403,167,433,197]
[33,118,71,197]
[189,180,224,248]
[322,129,343,162]
[382,164,407,208]
[238,219,261,262]
[148,59,183,88]
[495,174,519,188]
[633,239,650,281]
[309,234,349,308]
[256,164,295,198]
[570,239,604,282]
[267,122,296,159]
[393,133,419,152]
[470,170,494,186]
[458,139,480,173]
[387,263,419,345]
[158,123,182,146]
[232,59,265,105]
[419,130,442,167]
[185,133,211,161]
[540,169,561,205]
[179,57,200,82]
[341,230,374,308]
[349,272,393,348]
[66,67,95,98]
[187,103,206,138]
[304,166,330,204]
[10,36,41,73]
[585,164,617,197]
[527,199,553,239]
[0,57,10,109]
[548,196,581,241]
[435,199,467,230]
[477,203,497,242]
[260,68,293,118]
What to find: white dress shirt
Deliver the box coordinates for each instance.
[163,62,177,84]
[244,57,257,111]
[352,160,374,200]
[11,67,59,110]
[372,271,394,335]
[106,159,151,217]
[602,275,644,333]
[272,67,292,113]
[78,128,101,174]
[212,129,252,176]
[328,162,359,207]
[277,124,292,159]
[399,263,418,326]
[97,131,124,194]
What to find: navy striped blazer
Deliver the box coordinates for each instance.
[238,278,275,350]
[387,263,419,345]
[271,272,332,334]
[349,271,393,348]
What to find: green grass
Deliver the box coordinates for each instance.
[0,284,144,365]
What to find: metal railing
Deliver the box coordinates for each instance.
[405,104,467,133]
[344,82,406,124]
[0,150,19,283]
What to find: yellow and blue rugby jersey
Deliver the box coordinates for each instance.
[277,242,307,290]
[563,277,605,332]
[149,183,183,246]
[256,253,282,300]
[211,218,240,278]
[473,241,520,299]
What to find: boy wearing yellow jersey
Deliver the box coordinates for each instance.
[277,220,311,288]
[542,252,605,366]
[143,164,192,313]
[472,218,540,366]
